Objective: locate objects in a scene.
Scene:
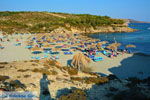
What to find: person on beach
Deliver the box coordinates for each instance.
[7,38,10,42]
[0,38,2,42]
[0,44,4,49]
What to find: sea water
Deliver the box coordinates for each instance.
[89,23,150,55]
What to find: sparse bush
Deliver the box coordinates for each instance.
[84,72,99,77]
[0,62,8,64]
[17,69,30,72]
[24,75,31,78]
[0,11,126,33]
[30,60,39,63]
[31,63,38,66]
[71,76,109,84]
[44,60,61,68]
[58,89,86,100]
[62,67,78,75]
[84,77,109,84]
[0,66,5,68]
[32,68,58,75]
[0,75,10,81]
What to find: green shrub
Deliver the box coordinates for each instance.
[0,11,126,33]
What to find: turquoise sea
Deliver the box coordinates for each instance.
[89,23,150,55]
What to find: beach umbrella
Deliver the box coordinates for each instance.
[31,47,42,54]
[106,45,117,50]
[106,43,121,50]
[102,41,109,44]
[126,44,136,48]
[46,38,53,42]
[97,42,104,47]
[31,47,42,51]
[111,43,121,47]
[71,53,91,71]
[52,48,61,52]
[42,44,53,51]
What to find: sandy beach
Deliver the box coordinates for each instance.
[0,33,149,79]
[0,33,150,100]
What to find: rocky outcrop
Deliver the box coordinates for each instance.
[50,26,136,35]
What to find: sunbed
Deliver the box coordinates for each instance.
[14,43,21,46]
[0,46,4,49]
[88,55,95,59]
[64,52,73,55]
[25,45,32,49]
[32,51,42,54]
[93,57,103,62]
[102,50,112,57]
[62,49,70,51]
[51,52,59,55]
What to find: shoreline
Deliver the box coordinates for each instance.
[1,33,149,79]
[0,32,150,99]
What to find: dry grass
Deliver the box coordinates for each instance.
[24,75,31,78]
[0,62,8,64]
[62,67,78,75]
[17,69,30,72]
[43,59,61,68]
[0,66,5,68]
[32,68,58,75]
[71,76,109,84]
[58,89,86,100]
[31,63,38,66]
[30,60,39,63]
[0,75,10,81]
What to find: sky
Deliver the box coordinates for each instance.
[0,0,150,22]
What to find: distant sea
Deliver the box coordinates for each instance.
[89,23,150,55]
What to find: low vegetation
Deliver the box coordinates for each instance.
[32,68,58,75]
[71,76,109,84]
[58,89,86,100]
[62,67,78,75]
[0,11,126,34]
[0,75,10,81]
[17,69,30,72]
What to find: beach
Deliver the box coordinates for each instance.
[0,33,149,79]
[0,33,150,100]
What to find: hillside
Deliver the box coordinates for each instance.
[128,19,150,23]
[0,11,135,34]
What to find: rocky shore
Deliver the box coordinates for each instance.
[50,26,135,35]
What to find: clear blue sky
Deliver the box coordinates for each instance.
[0,0,150,21]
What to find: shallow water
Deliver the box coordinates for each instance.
[89,23,150,55]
